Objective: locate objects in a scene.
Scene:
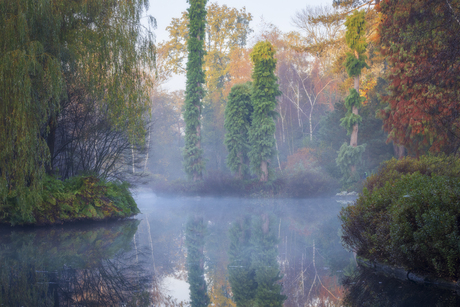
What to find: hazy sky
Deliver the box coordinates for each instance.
[146,0,331,90]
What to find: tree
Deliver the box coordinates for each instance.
[336,10,369,184]
[161,3,253,172]
[248,41,281,182]
[378,0,460,155]
[183,0,207,181]
[185,216,210,307]
[224,83,253,179]
[0,0,155,218]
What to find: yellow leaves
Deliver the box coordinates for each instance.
[359,74,377,105]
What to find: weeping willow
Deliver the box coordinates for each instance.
[0,0,156,221]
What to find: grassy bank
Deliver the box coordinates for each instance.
[152,168,340,198]
[340,156,460,280]
[0,175,139,226]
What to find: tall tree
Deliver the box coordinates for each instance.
[378,0,460,154]
[183,0,207,181]
[185,216,210,307]
[161,3,252,172]
[0,0,155,218]
[248,41,281,182]
[336,10,368,184]
[224,83,253,179]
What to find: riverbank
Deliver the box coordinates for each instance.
[151,169,340,198]
[357,257,460,293]
[0,175,139,226]
[340,155,460,281]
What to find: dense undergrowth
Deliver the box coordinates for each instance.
[0,175,139,226]
[340,156,460,279]
[152,168,339,198]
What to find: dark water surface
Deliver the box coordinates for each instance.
[0,191,458,306]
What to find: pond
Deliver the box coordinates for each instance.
[0,191,458,306]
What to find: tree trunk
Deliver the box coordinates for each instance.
[46,117,56,175]
[393,143,405,159]
[144,126,151,172]
[350,75,359,148]
[349,72,360,176]
[237,152,243,179]
[260,160,268,182]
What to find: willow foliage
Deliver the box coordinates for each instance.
[0,0,155,218]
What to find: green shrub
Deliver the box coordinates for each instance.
[340,155,460,279]
[0,175,139,226]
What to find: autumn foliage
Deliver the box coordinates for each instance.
[378,0,460,154]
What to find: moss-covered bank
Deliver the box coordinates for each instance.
[0,175,139,226]
[340,156,460,280]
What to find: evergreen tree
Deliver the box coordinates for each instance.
[183,0,207,181]
[185,216,210,307]
[248,41,281,182]
[228,216,257,307]
[336,10,369,186]
[224,83,253,179]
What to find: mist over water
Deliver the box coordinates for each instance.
[0,192,458,306]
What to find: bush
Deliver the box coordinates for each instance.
[0,175,139,226]
[340,155,460,279]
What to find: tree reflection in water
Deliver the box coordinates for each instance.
[0,220,154,306]
[227,213,286,307]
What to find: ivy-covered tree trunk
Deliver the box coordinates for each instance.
[248,41,281,182]
[186,216,210,307]
[337,10,369,186]
[224,83,253,179]
[350,75,360,149]
[183,0,207,181]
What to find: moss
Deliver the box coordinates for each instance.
[0,175,139,226]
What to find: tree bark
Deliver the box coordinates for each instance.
[350,75,359,148]
[393,143,405,159]
[46,117,56,175]
[260,160,268,182]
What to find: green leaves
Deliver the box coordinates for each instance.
[183,0,207,181]
[248,41,281,181]
[341,155,460,278]
[224,82,253,178]
[344,10,367,54]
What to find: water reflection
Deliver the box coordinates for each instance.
[0,220,153,306]
[227,214,286,307]
[342,267,460,306]
[1,194,453,306]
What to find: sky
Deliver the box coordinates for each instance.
[146,0,331,90]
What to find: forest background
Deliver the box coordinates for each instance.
[148,0,397,195]
[2,0,459,213]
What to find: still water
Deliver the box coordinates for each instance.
[0,191,458,306]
